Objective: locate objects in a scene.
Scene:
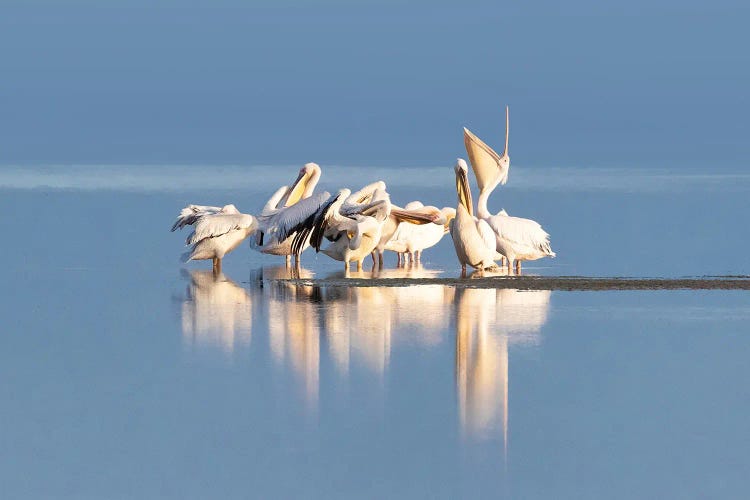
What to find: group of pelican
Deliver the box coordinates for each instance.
[171,107,554,274]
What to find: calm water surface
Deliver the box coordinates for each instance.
[1,165,749,498]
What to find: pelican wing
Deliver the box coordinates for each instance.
[477,219,498,254]
[270,191,331,244]
[464,127,509,191]
[486,214,555,256]
[309,191,349,252]
[186,213,256,245]
[172,204,240,231]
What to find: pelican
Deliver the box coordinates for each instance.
[308,182,390,271]
[171,204,257,273]
[250,162,329,266]
[305,182,445,271]
[464,107,555,273]
[386,202,456,264]
[372,201,450,268]
[449,160,498,276]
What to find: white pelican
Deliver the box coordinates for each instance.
[464,107,555,273]
[250,162,329,266]
[307,182,444,271]
[386,202,456,264]
[171,204,257,273]
[308,182,390,271]
[372,201,450,268]
[449,160,498,276]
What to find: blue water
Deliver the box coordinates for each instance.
[1,165,749,498]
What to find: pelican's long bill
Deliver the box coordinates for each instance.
[283,168,312,207]
[455,165,474,217]
[502,105,509,158]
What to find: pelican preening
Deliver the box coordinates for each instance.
[251,162,327,266]
[170,108,556,274]
[303,182,445,271]
[387,202,456,265]
[171,204,257,273]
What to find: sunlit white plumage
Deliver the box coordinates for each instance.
[464,107,554,273]
[449,160,498,275]
[386,202,455,264]
[371,200,450,267]
[311,182,391,271]
[250,162,328,265]
[171,204,257,272]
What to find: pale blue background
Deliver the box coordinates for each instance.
[1,0,749,166]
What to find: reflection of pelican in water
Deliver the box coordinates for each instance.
[319,266,454,370]
[320,286,392,377]
[455,287,551,450]
[258,267,322,412]
[180,270,252,353]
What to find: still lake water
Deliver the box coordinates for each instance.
[1,165,749,498]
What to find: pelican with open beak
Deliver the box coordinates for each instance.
[464,107,555,274]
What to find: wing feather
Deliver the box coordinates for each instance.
[487,214,554,256]
[186,213,256,245]
[270,191,331,244]
[171,204,222,231]
[309,192,346,252]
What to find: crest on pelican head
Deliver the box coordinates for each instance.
[463,106,510,191]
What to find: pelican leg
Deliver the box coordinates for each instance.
[378,250,384,269]
[461,264,466,278]
[515,260,521,274]
[397,253,402,267]
[356,260,362,271]
[371,251,377,266]
[212,257,222,275]
[285,255,291,268]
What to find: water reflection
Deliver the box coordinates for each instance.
[455,288,551,449]
[180,270,253,354]
[254,266,321,412]
[177,266,551,446]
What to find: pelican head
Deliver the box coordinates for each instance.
[284,162,321,207]
[455,159,474,216]
[441,207,457,233]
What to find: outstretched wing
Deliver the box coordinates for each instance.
[271,191,331,244]
[309,191,347,252]
[172,204,240,231]
[486,214,554,256]
[186,213,256,245]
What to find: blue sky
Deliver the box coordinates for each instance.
[1,0,748,167]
